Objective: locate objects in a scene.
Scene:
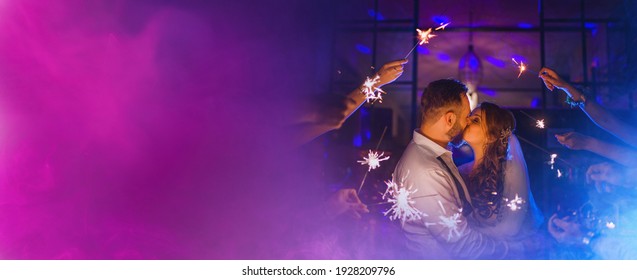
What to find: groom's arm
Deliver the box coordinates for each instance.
[403,170,524,259]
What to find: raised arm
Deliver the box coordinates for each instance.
[555,131,637,167]
[539,67,637,148]
[289,59,407,146]
[339,59,408,125]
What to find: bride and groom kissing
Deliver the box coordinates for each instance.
[395,78,544,259]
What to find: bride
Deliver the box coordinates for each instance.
[458,102,544,240]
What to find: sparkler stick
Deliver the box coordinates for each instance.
[367,194,437,207]
[516,135,575,168]
[404,23,449,59]
[357,126,389,194]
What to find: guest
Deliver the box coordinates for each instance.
[539,67,637,148]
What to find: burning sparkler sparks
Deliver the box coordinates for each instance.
[512,58,527,78]
[549,153,558,170]
[519,111,545,130]
[358,150,390,171]
[357,126,389,194]
[404,22,450,58]
[382,173,425,225]
[422,201,464,241]
[504,194,525,211]
[360,75,385,103]
[435,22,450,31]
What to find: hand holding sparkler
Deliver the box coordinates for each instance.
[538,67,587,104]
[375,59,408,87]
[324,188,370,220]
[553,132,637,168]
[555,132,594,150]
[360,59,408,103]
[541,68,637,148]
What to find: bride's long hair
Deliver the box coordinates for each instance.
[468,102,516,221]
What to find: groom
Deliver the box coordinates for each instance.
[394,79,523,259]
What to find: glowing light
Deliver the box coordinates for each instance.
[360,75,385,103]
[536,119,545,129]
[504,194,525,211]
[549,154,558,170]
[357,150,390,171]
[606,221,616,229]
[557,169,563,178]
[435,22,450,31]
[417,28,436,45]
[404,23,450,58]
[423,201,464,241]
[383,172,425,225]
[512,58,527,78]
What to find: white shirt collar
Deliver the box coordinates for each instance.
[412,130,452,158]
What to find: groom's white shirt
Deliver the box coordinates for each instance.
[394,130,522,259]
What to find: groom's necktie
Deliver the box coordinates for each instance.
[436,155,473,216]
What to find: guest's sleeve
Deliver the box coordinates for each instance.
[400,169,524,259]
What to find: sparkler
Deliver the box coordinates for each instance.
[504,194,525,211]
[404,22,449,59]
[518,110,545,129]
[424,201,463,241]
[360,75,385,103]
[382,172,425,225]
[549,153,557,170]
[367,193,437,207]
[357,150,390,171]
[517,135,575,168]
[357,126,389,194]
[512,58,527,78]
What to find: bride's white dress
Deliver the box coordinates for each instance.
[458,135,544,239]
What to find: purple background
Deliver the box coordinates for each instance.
[0,0,335,259]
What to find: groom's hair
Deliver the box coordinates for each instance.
[420,79,468,124]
